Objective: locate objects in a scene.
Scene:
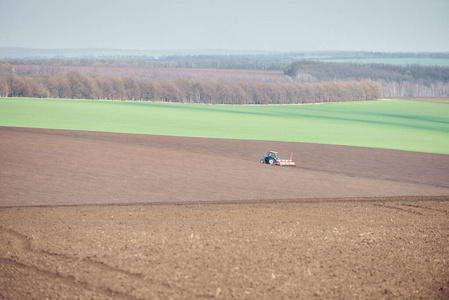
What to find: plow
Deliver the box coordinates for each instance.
[260,151,296,166]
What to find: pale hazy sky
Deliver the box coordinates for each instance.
[0,0,448,52]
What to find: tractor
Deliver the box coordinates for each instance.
[261,151,279,165]
[260,151,296,166]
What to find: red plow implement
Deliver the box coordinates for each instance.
[275,153,296,166]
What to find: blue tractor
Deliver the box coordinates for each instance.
[260,151,279,165]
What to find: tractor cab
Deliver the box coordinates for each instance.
[261,151,279,164]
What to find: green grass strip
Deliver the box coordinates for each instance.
[1,98,448,154]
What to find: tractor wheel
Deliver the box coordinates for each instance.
[268,158,275,165]
[260,159,264,164]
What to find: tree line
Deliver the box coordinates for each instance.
[0,71,382,104]
[285,61,449,97]
[2,57,288,71]
[5,50,448,71]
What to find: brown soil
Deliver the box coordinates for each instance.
[1,127,448,207]
[1,126,448,299]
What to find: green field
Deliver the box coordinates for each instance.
[322,58,449,66]
[1,98,448,154]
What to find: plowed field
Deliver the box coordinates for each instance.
[1,127,448,299]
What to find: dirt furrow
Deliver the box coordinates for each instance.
[0,227,134,299]
[0,225,209,299]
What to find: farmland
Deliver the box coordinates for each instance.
[1,197,448,299]
[1,96,449,299]
[1,98,448,154]
[0,127,448,299]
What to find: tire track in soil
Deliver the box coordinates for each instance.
[372,200,449,216]
[0,226,131,299]
[0,226,200,299]
[373,203,425,215]
[0,257,118,300]
[399,203,449,215]
[3,195,448,210]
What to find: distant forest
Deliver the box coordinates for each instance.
[2,47,448,68]
[0,57,287,71]
[3,50,449,71]
[285,61,449,97]
[2,51,449,103]
[0,69,381,104]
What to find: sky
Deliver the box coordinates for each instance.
[0,0,448,52]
